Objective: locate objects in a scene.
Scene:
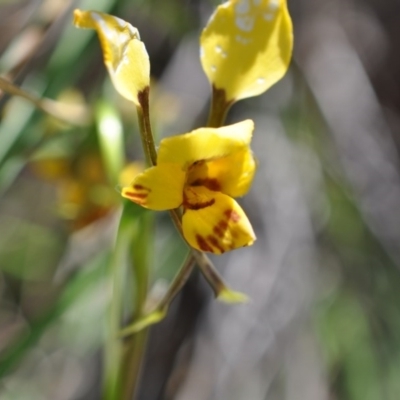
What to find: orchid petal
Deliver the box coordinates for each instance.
[122,164,185,210]
[182,186,255,254]
[200,0,293,102]
[158,120,254,169]
[74,9,150,105]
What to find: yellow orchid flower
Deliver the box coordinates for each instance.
[122,120,256,254]
[200,0,293,103]
[73,9,150,106]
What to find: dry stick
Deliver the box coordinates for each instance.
[0,77,89,126]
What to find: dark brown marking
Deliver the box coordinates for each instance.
[183,198,215,210]
[206,180,221,191]
[224,209,240,223]
[207,235,225,253]
[190,178,221,191]
[213,225,224,238]
[196,234,213,252]
[218,220,228,231]
[133,184,148,191]
[191,160,205,167]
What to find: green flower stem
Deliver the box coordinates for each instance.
[115,87,156,400]
[119,252,196,337]
[158,252,195,309]
[137,87,157,166]
[190,249,223,296]
[121,329,148,400]
[121,211,152,400]
[103,216,135,400]
[190,249,248,302]
[207,86,234,128]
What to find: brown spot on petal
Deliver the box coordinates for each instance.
[196,234,213,252]
[192,160,205,166]
[224,209,241,222]
[218,220,228,231]
[133,184,149,191]
[191,178,221,191]
[207,235,225,254]
[213,225,224,238]
[205,179,221,191]
[183,198,215,210]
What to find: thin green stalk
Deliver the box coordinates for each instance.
[136,105,152,166]
[158,253,195,309]
[119,252,196,336]
[103,218,135,400]
[121,211,152,400]
[117,86,156,400]
[207,85,233,128]
[137,87,157,166]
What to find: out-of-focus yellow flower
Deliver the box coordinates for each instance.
[121,120,256,254]
[31,152,121,231]
[200,0,293,103]
[73,9,150,106]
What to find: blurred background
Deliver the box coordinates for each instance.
[1,0,400,399]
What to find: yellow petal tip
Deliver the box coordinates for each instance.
[217,287,250,304]
[73,8,81,23]
[119,308,167,337]
[73,9,89,28]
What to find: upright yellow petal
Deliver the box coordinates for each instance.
[182,186,256,254]
[158,120,254,169]
[74,9,150,105]
[186,148,256,197]
[200,0,293,102]
[121,164,185,210]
